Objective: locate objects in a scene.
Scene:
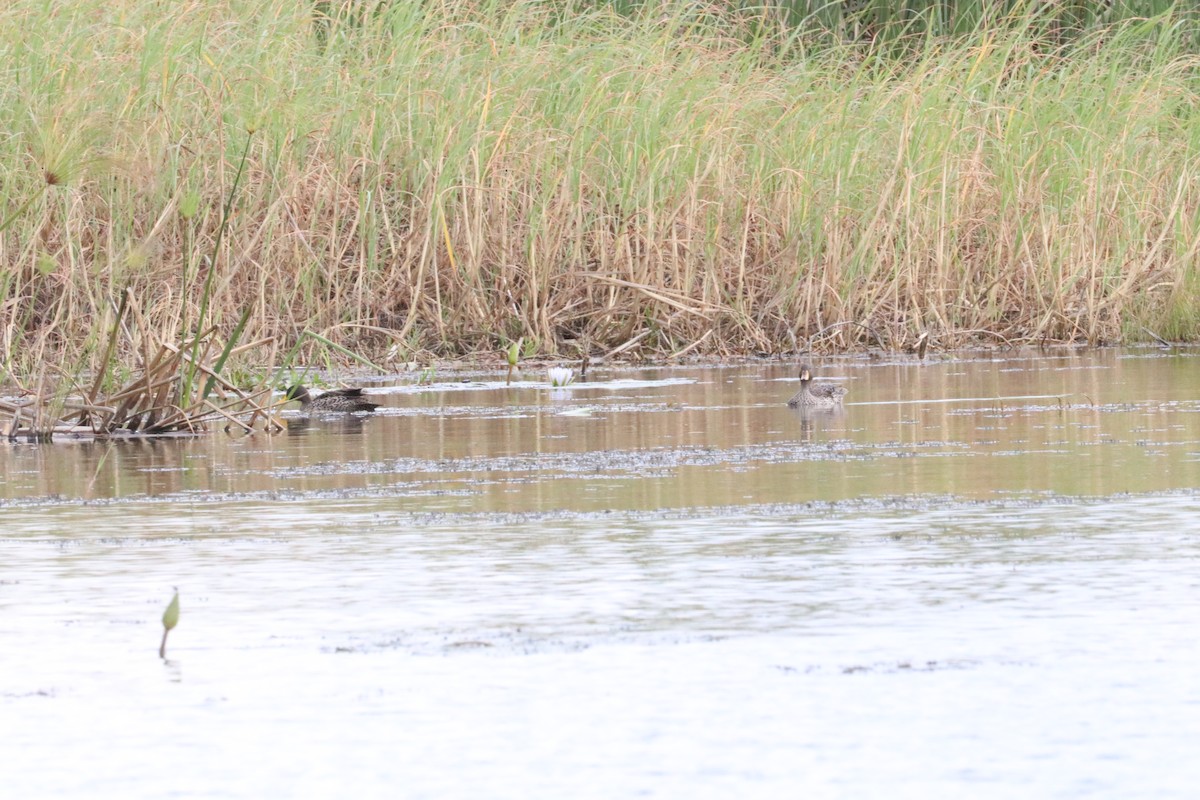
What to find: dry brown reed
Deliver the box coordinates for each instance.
[2,289,282,442]
[3,2,1200,385]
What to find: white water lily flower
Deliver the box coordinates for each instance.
[548,367,575,387]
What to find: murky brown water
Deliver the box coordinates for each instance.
[5,348,1200,507]
[5,348,1200,798]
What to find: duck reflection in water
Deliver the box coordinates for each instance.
[285,415,369,435]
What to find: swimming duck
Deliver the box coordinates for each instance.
[284,385,379,414]
[787,364,847,408]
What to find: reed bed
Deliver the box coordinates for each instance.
[1,287,281,441]
[4,0,1200,384]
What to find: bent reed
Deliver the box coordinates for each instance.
[4,0,1200,384]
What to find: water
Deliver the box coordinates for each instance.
[4,349,1200,797]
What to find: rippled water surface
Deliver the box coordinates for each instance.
[5,350,1200,798]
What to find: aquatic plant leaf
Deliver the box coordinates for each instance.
[162,589,180,631]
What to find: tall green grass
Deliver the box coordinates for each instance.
[3,0,1200,378]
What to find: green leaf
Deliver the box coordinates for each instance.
[162,589,180,631]
[505,338,522,367]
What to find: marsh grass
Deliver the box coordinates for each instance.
[1,299,283,441]
[3,0,1200,382]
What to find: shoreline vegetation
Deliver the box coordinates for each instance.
[4,1,1200,415]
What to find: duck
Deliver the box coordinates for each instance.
[787,364,847,408]
[284,385,379,414]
